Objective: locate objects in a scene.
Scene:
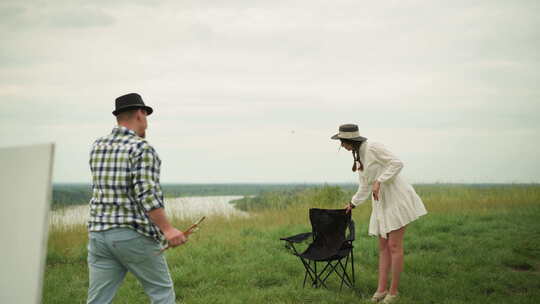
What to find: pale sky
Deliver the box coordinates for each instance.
[1,0,539,183]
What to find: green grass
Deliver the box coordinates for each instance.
[43,185,540,303]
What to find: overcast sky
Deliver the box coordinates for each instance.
[1,0,539,184]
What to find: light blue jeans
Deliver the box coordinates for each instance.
[87,228,175,304]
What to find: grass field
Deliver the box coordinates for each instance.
[44,185,540,303]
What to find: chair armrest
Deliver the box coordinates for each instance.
[280,232,312,243]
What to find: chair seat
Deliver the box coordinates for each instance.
[299,245,352,261]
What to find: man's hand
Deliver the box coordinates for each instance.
[372,181,381,201]
[148,208,187,249]
[163,227,187,248]
[344,202,355,214]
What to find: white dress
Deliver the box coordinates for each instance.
[351,141,427,238]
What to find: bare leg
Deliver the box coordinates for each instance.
[376,236,391,293]
[388,226,407,295]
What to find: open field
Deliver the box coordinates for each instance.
[44,185,540,303]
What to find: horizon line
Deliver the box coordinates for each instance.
[53,181,540,185]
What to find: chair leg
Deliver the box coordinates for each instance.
[306,261,329,289]
[316,256,353,291]
[320,261,336,284]
[351,248,355,284]
[339,257,348,291]
[325,259,350,291]
[319,260,349,290]
[297,256,353,290]
[299,257,316,288]
[316,262,329,289]
[337,258,354,289]
[314,261,318,288]
[303,267,308,288]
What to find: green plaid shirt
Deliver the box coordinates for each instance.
[88,126,165,242]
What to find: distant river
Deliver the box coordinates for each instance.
[50,196,248,228]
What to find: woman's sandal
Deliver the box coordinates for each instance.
[382,293,399,303]
[370,291,388,302]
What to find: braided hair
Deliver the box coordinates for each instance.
[341,139,365,172]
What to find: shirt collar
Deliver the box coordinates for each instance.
[112,125,137,137]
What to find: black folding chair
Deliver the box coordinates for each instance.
[280,208,355,290]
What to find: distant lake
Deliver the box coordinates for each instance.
[50,196,247,228]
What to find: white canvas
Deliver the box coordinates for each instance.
[0,143,54,304]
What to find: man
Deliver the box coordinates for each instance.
[87,93,186,304]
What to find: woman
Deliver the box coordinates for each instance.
[331,124,427,304]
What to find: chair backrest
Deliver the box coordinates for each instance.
[308,208,351,257]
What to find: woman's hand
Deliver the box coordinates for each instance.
[372,181,381,201]
[344,202,355,214]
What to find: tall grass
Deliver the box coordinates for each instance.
[414,184,540,213]
[234,184,540,215]
[44,185,540,303]
[233,185,349,212]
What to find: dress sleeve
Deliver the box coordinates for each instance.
[131,145,165,212]
[371,142,404,183]
[351,175,371,206]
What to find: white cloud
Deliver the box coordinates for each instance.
[0,0,538,183]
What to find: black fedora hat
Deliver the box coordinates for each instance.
[331,124,367,142]
[112,93,153,116]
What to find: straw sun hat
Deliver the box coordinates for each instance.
[330,124,367,142]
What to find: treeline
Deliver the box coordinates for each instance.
[53,182,536,210]
[232,183,540,212]
[52,183,357,208]
[53,184,92,208]
[232,185,354,211]
[160,183,341,197]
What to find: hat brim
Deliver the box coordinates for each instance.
[331,133,367,141]
[113,105,153,116]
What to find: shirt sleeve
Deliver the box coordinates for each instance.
[131,145,165,212]
[371,142,403,183]
[351,175,371,206]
